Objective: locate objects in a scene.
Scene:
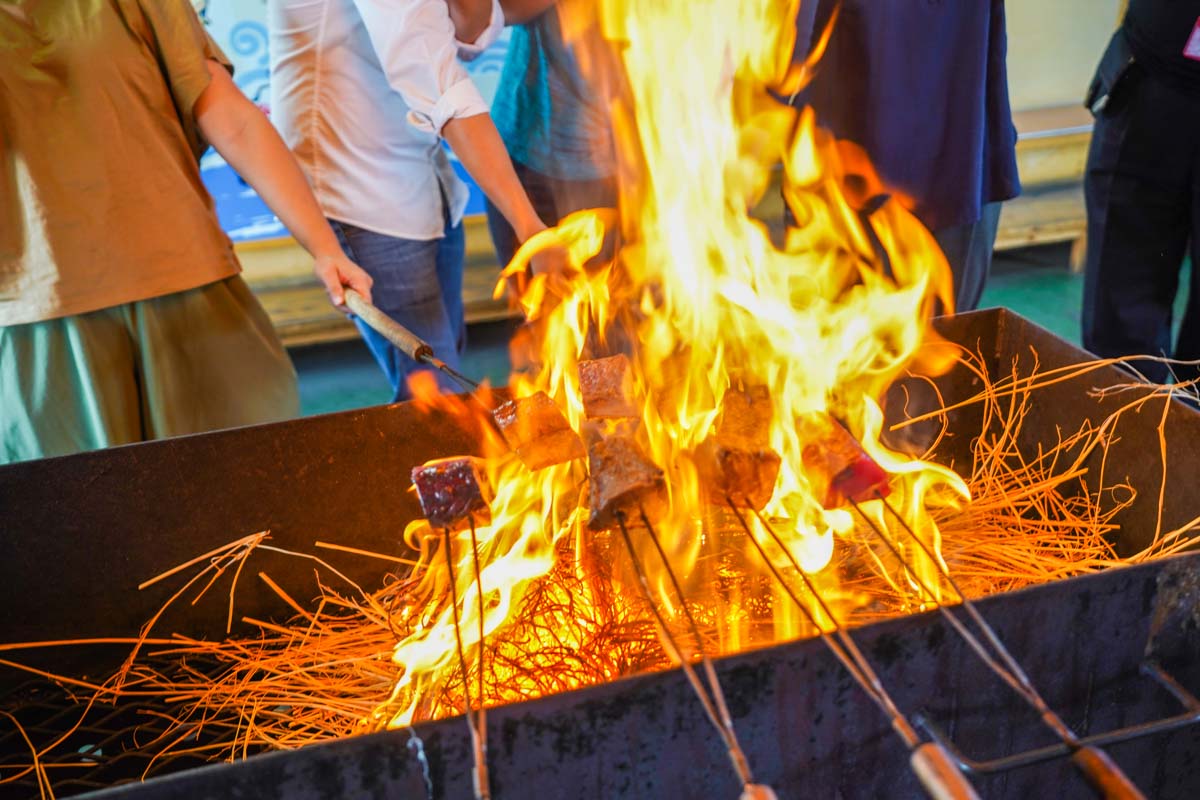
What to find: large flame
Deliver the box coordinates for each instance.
[373,0,970,728]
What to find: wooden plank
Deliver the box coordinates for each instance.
[995,184,1086,251]
[1012,105,1092,138]
[1016,129,1091,187]
[1013,104,1092,186]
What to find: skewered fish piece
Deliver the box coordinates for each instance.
[492,392,586,471]
[696,387,781,511]
[412,457,492,530]
[587,433,667,530]
[579,355,639,420]
[798,412,891,508]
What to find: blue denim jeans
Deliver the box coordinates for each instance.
[330,219,466,402]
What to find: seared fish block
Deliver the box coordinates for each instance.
[697,387,780,510]
[798,413,890,508]
[493,391,586,471]
[587,434,667,530]
[579,354,638,420]
[412,457,492,530]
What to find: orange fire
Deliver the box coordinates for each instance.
[372,0,971,729]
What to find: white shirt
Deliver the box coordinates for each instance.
[268,0,503,240]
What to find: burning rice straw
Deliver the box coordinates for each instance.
[900,349,1196,601]
[2,351,1196,800]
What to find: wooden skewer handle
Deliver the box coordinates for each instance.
[910,743,981,800]
[343,289,434,363]
[1071,746,1146,800]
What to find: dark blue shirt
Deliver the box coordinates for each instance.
[795,0,1021,231]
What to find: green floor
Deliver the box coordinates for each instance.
[293,319,520,417]
[979,243,1084,344]
[293,243,1191,417]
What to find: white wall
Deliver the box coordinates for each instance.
[1005,0,1122,111]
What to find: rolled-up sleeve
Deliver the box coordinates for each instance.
[352,0,489,136]
[455,0,504,61]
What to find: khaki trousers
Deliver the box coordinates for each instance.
[0,276,299,464]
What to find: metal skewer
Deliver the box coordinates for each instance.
[343,289,519,446]
[344,289,480,394]
[724,497,981,800]
[441,522,491,800]
[613,508,775,799]
[466,517,490,800]
[849,490,1145,799]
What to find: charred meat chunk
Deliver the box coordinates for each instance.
[411,457,492,530]
[493,391,586,471]
[587,434,667,530]
[579,354,638,420]
[697,387,780,510]
[798,413,890,508]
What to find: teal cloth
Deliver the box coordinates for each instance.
[0,276,299,464]
[490,10,615,181]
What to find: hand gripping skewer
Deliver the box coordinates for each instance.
[723,498,981,800]
[613,508,776,800]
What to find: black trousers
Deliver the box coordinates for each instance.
[1082,65,1200,384]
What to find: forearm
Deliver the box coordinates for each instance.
[500,0,556,25]
[448,0,493,43]
[443,113,544,241]
[215,116,341,259]
[194,62,371,306]
[195,64,340,260]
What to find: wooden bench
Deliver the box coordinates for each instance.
[997,105,1092,269]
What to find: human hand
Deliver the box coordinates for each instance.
[529,240,573,296]
[313,252,374,312]
[500,220,573,302]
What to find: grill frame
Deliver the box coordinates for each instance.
[66,554,1200,800]
[0,307,1197,798]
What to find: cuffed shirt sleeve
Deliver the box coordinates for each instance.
[455,0,504,61]
[352,0,489,137]
[413,78,489,134]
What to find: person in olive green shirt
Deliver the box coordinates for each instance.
[0,0,373,464]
